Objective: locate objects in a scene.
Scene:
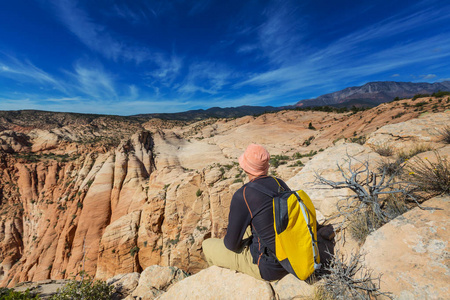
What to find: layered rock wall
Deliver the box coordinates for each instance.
[0,131,156,286]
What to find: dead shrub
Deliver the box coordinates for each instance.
[439,125,450,144]
[384,193,409,219]
[373,143,394,157]
[348,208,383,243]
[315,250,392,300]
[397,143,433,160]
[316,155,416,243]
[315,156,411,227]
[377,158,404,176]
[406,152,450,195]
[348,193,408,243]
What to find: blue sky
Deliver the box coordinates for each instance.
[0,0,449,115]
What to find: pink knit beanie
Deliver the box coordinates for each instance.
[238,144,270,176]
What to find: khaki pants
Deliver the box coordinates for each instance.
[202,230,262,280]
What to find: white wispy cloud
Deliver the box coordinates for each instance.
[253,1,306,66]
[112,3,150,24]
[0,53,125,105]
[421,74,437,79]
[331,6,450,51]
[178,61,233,95]
[188,0,213,16]
[237,2,450,100]
[0,53,68,93]
[67,62,117,99]
[128,85,139,100]
[0,97,113,115]
[50,0,151,63]
[45,97,81,102]
[147,53,183,86]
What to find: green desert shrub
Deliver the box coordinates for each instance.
[130,246,140,257]
[349,135,366,145]
[0,288,40,299]
[270,155,290,168]
[50,271,113,300]
[414,101,427,108]
[392,112,405,119]
[292,150,317,159]
[303,136,315,146]
[412,93,430,100]
[288,160,304,167]
[431,91,450,98]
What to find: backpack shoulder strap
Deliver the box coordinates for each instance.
[246,176,286,197]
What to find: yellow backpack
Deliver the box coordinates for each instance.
[248,177,321,280]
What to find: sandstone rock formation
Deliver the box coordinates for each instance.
[156,266,316,300]
[129,265,188,300]
[0,96,448,291]
[158,266,275,300]
[366,111,450,152]
[362,195,449,299]
[0,131,31,153]
[0,130,155,286]
[12,265,316,299]
[107,272,140,300]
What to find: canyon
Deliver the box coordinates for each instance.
[0,96,449,299]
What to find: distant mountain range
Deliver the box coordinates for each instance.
[2,81,449,122]
[294,81,450,107]
[132,81,450,120]
[133,106,279,120]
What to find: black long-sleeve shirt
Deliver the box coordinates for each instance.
[224,176,289,281]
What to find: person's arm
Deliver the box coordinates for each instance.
[224,189,252,252]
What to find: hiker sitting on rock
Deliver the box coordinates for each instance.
[202,143,290,281]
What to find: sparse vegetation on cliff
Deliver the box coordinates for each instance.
[349,135,366,145]
[372,143,394,157]
[412,93,430,101]
[12,153,81,163]
[431,91,450,98]
[303,136,315,146]
[270,155,290,168]
[294,105,370,114]
[397,143,433,160]
[0,288,40,299]
[130,246,140,257]
[315,250,392,300]
[315,155,414,241]
[406,152,450,195]
[49,272,113,300]
[439,125,450,144]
